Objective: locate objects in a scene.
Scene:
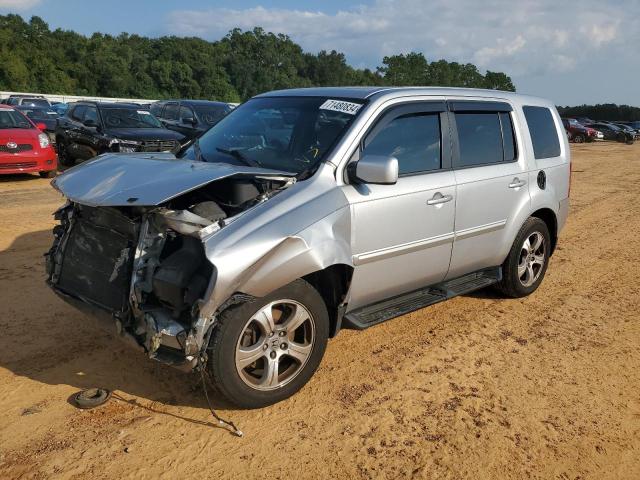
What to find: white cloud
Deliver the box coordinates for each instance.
[167,0,639,80]
[0,0,41,10]
[581,22,620,47]
[474,36,526,65]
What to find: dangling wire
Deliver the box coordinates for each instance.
[199,366,243,437]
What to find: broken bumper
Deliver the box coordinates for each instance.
[46,203,211,372]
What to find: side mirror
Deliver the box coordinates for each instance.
[83,119,98,128]
[183,116,196,125]
[349,154,399,185]
[35,122,47,131]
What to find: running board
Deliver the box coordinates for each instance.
[343,267,501,330]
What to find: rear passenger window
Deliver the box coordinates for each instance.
[455,113,503,166]
[363,113,441,175]
[523,106,561,159]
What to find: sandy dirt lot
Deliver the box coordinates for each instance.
[0,142,639,479]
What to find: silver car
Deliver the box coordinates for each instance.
[47,87,570,407]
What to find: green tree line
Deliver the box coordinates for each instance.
[0,14,515,102]
[558,104,640,121]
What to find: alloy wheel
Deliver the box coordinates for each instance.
[518,231,546,287]
[235,300,316,391]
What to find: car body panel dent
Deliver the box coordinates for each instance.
[198,163,352,319]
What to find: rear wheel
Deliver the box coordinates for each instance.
[207,279,329,408]
[496,217,550,298]
[573,133,585,143]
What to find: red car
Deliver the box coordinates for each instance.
[0,104,57,178]
[561,118,598,143]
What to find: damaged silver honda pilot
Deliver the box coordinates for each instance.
[47,87,570,408]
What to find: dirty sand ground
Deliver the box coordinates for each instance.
[0,143,639,479]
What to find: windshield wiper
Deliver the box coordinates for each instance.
[216,147,261,168]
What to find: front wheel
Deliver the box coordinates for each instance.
[207,279,329,408]
[56,140,73,167]
[496,217,551,298]
[573,133,585,143]
[39,170,56,178]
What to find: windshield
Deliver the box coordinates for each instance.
[180,96,365,174]
[0,110,32,129]
[194,105,230,126]
[101,108,163,128]
[21,98,50,108]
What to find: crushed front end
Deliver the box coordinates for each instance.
[46,156,295,371]
[46,202,216,369]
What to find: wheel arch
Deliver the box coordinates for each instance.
[302,264,354,338]
[531,207,558,255]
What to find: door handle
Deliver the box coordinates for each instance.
[427,192,453,206]
[508,178,527,189]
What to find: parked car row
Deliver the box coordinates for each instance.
[562,116,638,144]
[54,99,233,166]
[3,88,638,181]
[1,93,236,174]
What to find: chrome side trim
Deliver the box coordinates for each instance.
[454,220,507,240]
[352,232,455,266]
[352,220,507,266]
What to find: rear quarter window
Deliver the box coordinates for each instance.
[523,106,561,159]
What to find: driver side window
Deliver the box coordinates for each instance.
[179,106,194,121]
[363,113,442,175]
[163,103,179,120]
[84,106,98,124]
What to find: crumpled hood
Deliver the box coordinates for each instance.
[52,153,295,207]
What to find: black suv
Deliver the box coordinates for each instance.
[55,102,185,166]
[151,100,232,140]
[585,122,635,144]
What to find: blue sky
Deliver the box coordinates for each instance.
[1,0,637,106]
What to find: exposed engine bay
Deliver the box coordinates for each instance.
[46,174,294,370]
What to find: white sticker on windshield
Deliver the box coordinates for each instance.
[137,110,151,115]
[319,99,362,115]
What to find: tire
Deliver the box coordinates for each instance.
[496,217,551,298]
[573,133,585,143]
[207,279,329,408]
[39,170,56,178]
[72,388,112,409]
[56,139,73,167]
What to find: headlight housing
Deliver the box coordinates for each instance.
[110,139,141,153]
[38,132,50,148]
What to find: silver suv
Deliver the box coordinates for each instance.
[47,87,570,407]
